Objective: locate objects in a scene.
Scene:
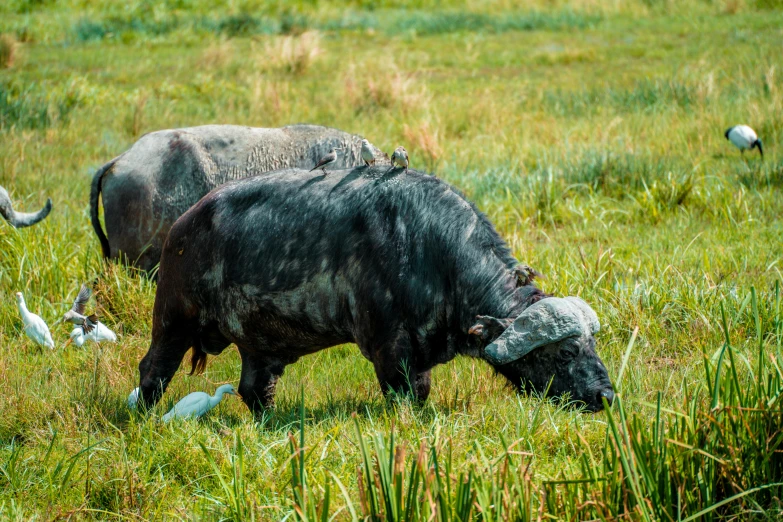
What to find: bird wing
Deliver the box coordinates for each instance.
[737,125,757,142]
[26,314,53,348]
[168,392,211,420]
[310,153,334,171]
[44,329,54,349]
[82,314,99,334]
[71,284,91,314]
[92,322,117,342]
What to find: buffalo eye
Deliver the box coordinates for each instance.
[558,343,580,363]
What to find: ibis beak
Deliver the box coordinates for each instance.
[63,337,73,348]
[757,139,764,159]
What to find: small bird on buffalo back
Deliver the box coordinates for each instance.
[361,139,376,167]
[58,283,98,334]
[15,292,54,350]
[725,125,763,159]
[162,384,240,422]
[310,148,341,175]
[391,146,409,173]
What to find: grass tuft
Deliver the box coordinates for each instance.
[0,34,18,69]
[263,31,322,76]
[0,81,82,130]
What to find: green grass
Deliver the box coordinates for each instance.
[1,0,783,519]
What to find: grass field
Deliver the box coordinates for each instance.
[1,0,783,519]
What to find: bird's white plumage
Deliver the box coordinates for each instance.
[127,387,140,409]
[727,125,758,150]
[68,321,117,347]
[16,292,54,349]
[361,139,375,166]
[162,384,238,422]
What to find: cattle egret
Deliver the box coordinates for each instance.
[310,148,341,174]
[58,283,98,333]
[361,139,375,166]
[15,292,54,350]
[67,321,117,347]
[725,125,763,159]
[162,384,239,422]
[127,387,140,409]
[391,146,409,173]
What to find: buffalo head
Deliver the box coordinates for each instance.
[471,297,614,412]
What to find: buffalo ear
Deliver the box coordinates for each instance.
[513,264,543,287]
[469,315,513,342]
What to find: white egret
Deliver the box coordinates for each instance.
[15,292,54,350]
[310,148,341,175]
[361,139,376,166]
[66,321,117,347]
[725,125,763,159]
[162,384,239,422]
[391,146,409,173]
[127,387,140,409]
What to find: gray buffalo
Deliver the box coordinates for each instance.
[137,166,614,415]
[0,186,52,228]
[90,124,387,273]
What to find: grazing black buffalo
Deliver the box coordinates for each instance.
[138,166,614,414]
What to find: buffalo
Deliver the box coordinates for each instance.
[0,186,52,228]
[138,166,614,414]
[90,124,387,273]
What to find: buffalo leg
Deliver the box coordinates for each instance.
[414,370,432,402]
[374,361,431,402]
[368,327,427,400]
[237,349,287,415]
[138,330,192,409]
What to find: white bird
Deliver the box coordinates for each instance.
[310,148,341,175]
[127,387,140,409]
[391,146,409,173]
[15,292,54,350]
[66,321,117,347]
[162,384,239,422]
[361,139,375,167]
[725,125,763,159]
